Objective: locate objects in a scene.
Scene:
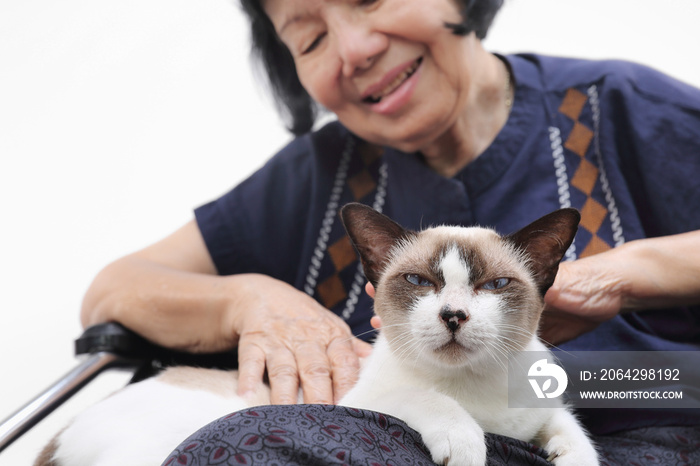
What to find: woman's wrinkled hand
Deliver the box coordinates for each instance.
[230,274,372,405]
[540,253,627,346]
[541,232,700,346]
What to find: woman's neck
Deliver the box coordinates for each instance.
[420,52,513,178]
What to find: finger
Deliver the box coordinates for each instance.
[365,282,376,298]
[540,315,596,346]
[370,315,382,330]
[538,325,560,346]
[266,347,301,405]
[295,342,334,404]
[543,285,568,312]
[236,340,267,397]
[352,336,373,357]
[540,328,567,347]
[327,337,363,403]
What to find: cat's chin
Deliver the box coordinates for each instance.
[424,336,508,372]
[429,340,479,366]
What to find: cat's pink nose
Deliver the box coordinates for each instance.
[440,307,469,332]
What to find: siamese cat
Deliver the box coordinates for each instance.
[338,204,598,465]
[39,205,598,466]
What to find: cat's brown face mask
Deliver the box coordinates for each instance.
[340,204,579,368]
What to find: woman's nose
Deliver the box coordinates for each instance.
[332,18,386,77]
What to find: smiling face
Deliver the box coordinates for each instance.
[263,0,482,153]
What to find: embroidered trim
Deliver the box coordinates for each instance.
[587,85,625,247]
[303,136,356,296]
[549,126,578,261]
[341,162,389,320]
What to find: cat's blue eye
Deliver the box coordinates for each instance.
[405,274,434,287]
[481,278,510,290]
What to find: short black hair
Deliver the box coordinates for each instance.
[239,0,504,135]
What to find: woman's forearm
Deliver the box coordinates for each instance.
[81,254,242,353]
[80,219,245,353]
[541,229,700,345]
[618,230,700,312]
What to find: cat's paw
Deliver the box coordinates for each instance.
[421,423,487,465]
[545,436,599,466]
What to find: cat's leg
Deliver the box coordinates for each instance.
[540,408,599,466]
[368,388,487,466]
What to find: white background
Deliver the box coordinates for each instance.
[1,0,699,463]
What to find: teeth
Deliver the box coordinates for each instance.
[368,58,421,103]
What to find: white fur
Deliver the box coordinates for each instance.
[341,332,597,465]
[52,378,248,466]
[440,245,471,285]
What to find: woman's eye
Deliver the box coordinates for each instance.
[302,33,326,55]
[405,274,434,287]
[481,278,511,290]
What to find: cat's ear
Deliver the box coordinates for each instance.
[506,208,580,295]
[340,203,415,287]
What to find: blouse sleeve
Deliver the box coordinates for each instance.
[604,61,700,238]
[193,123,350,287]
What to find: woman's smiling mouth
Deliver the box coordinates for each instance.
[362,57,423,104]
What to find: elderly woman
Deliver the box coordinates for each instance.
[81,0,700,464]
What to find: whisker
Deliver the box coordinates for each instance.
[371,327,420,374]
[484,342,509,373]
[340,322,413,345]
[349,328,379,341]
[536,337,577,357]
